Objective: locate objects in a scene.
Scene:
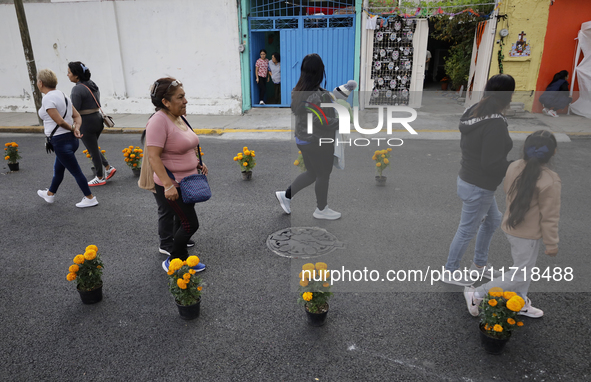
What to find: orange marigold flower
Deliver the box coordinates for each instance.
[488,287,504,298]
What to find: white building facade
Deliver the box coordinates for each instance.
[0,0,243,115]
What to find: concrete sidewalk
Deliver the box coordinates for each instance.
[1,91,589,139]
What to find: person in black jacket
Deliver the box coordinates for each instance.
[275,54,341,220]
[539,70,572,117]
[443,74,516,286]
[68,61,116,186]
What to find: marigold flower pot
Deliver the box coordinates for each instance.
[131,167,141,177]
[305,303,329,326]
[8,162,19,171]
[441,82,449,91]
[241,171,253,181]
[479,324,510,354]
[77,284,103,304]
[375,175,387,186]
[176,298,201,320]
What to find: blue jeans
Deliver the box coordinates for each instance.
[445,177,503,271]
[48,133,92,197]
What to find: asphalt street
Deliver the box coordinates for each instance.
[1,132,590,381]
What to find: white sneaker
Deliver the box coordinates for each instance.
[547,109,559,118]
[259,101,265,105]
[37,189,55,204]
[88,176,106,187]
[518,298,544,318]
[76,196,99,208]
[313,206,341,220]
[275,191,291,214]
[469,262,503,280]
[542,107,550,116]
[441,271,475,286]
[464,286,482,317]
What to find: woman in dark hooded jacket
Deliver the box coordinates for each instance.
[68,61,116,186]
[443,74,516,286]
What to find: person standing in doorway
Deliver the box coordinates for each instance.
[255,49,269,105]
[67,61,116,186]
[268,52,281,104]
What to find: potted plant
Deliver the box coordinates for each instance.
[297,262,333,326]
[373,148,392,185]
[4,142,21,171]
[82,147,107,177]
[293,150,306,173]
[479,287,525,354]
[440,76,450,91]
[66,245,104,304]
[233,146,256,180]
[166,255,203,320]
[122,146,143,176]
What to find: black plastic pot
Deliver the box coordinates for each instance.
[241,171,252,181]
[77,285,103,304]
[8,162,19,171]
[176,298,201,320]
[132,167,141,177]
[305,304,328,327]
[480,324,510,354]
[375,175,386,186]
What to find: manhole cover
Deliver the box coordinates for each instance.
[266,227,345,259]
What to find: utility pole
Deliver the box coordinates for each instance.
[14,0,43,125]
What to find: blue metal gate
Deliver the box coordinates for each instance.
[249,15,356,107]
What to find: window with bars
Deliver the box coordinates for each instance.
[249,0,355,18]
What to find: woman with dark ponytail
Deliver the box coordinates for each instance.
[68,61,116,186]
[274,54,341,220]
[464,130,561,318]
[443,74,516,286]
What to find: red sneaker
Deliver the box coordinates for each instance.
[105,166,117,180]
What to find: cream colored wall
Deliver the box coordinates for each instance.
[489,0,550,111]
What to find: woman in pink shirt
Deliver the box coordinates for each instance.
[145,77,208,272]
[255,49,269,105]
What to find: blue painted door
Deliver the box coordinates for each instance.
[280,17,356,106]
[249,16,356,107]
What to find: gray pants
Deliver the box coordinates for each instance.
[476,233,540,300]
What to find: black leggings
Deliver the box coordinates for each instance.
[286,142,334,210]
[80,112,109,178]
[257,76,267,103]
[154,184,199,261]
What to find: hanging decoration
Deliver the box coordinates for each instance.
[363,2,502,20]
[370,16,416,106]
